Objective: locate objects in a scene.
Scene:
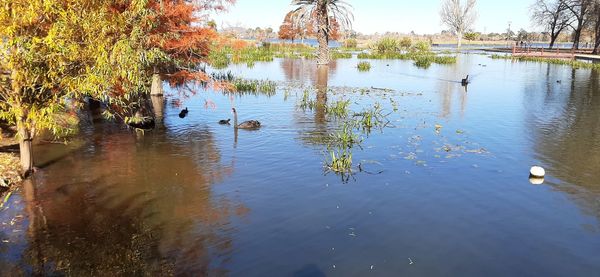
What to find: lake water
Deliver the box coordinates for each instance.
[1,54,600,276]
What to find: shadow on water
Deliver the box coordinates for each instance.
[2,121,247,275]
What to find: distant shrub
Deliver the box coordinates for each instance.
[344,38,358,48]
[372,37,398,54]
[413,41,431,52]
[399,37,412,49]
[464,32,480,41]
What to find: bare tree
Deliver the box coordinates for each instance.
[440,0,478,48]
[531,0,573,49]
[561,0,592,49]
[590,0,600,53]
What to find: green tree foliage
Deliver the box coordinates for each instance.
[0,0,232,175]
[291,0,354,65]
[464,32,480,41]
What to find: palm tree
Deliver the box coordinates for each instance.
[291,0,353,65]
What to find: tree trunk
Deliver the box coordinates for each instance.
[17,121,34,176]
[151,95,165,124]
[150,72,163,96]
[316,0,330,65]
[549,34,558,50]
[594,6,600,54]
[457,32,462,49]
[572,26,583,50]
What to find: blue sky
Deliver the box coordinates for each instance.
[211,0,535,34]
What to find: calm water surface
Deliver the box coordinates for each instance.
[1,54,600,276]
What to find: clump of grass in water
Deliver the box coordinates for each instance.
[357,61,372,71]
[232,79,277,95]
[353,103,388,134]
[491,54,600,69]
[211,71,235,82]
[232,47,274,64]
[327,147,353,174]
[326,99,351,118]
[209,50,230,69]
[332,51,352,59]
[329,122,362,148]
[298,89,316,110]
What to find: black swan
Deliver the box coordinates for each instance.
[179,107,188,118]
[232,108,260,129]
[461,75,469,86]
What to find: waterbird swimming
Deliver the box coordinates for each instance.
[232,108,261,129]
[179,107,188,118]
[461,75,470,86]
[219,119,231,125]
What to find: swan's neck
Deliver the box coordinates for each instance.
[233,110,238,127]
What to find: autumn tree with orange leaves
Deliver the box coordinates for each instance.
[278,11,302,42]
[0,0,234,175]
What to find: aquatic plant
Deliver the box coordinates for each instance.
[357,61,372,71]
[331,51,353,59]
[413,57,432,69]
[491,54,600,69]
[399,37,412,49]
[353,103,388,134]
[344,38,358,49]
[211,71,235,82]
[231,47,274,64]
[232,79,277,95]
[412,41,431,52]
[327,147,353,173]
[358,51,456,66]
[209,49,230,69]
[371,37,399,53]
[298,89,317,110]
[329,122,361,148]
[327,99,351,118]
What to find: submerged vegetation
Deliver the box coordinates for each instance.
[295,86,392,176]
[490,54,600,69]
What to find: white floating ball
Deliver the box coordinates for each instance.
[530,166,545,178]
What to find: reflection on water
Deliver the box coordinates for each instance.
[281,58,337,84]
[526,68,600,216]
[2,55,600,275]
[315,66,329,126]
[2,123,245,275]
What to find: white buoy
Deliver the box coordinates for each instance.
[530,166,545,178]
